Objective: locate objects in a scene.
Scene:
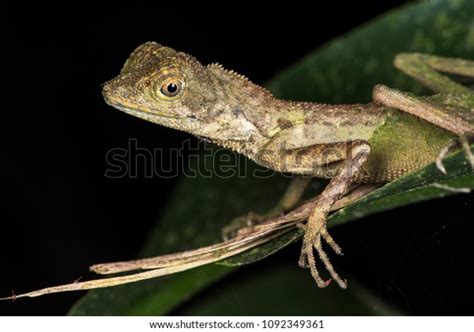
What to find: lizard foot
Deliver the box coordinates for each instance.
[298,210,347,289]
[436,136,474,174]
[460,135,474,170]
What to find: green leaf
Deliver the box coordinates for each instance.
[69,0,474,315]
[174,263,402,315]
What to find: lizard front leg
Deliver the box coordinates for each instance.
[223,176,311,240]
[393,53,473,94]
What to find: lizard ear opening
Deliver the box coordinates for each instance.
[121,42,177,74]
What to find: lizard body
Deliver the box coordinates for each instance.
[103,42,473,288]
[103,42,454,183]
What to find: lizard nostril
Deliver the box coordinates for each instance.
[101,81,117,102]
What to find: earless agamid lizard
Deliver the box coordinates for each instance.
[102,42,474,288]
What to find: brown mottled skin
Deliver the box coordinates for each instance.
[103,42,474,288]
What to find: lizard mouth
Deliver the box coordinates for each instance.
[103,94,186,120]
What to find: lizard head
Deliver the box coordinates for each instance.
[102,42,220,133]
[102,42,271,147]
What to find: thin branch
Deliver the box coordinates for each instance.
[0,183,376,301]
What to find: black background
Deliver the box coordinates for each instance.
[2,1,473,315]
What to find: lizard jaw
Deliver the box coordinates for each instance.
[103,95,188,121]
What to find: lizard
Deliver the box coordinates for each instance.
[102,42,474,289]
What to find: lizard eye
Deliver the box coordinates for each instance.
[159,79,183,98]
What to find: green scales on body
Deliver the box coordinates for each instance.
[102,42,473,288]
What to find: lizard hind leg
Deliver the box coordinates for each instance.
[298,140,371,289]
[373,84,474,170]
[389,53,474,170]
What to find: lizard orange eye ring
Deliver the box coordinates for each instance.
[158,78,184,99]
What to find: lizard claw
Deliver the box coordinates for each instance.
[437,137,474,174]
[460,135,474,170]
[299,212,347,289]
[299,233,332,287]
[435,145,450,174]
